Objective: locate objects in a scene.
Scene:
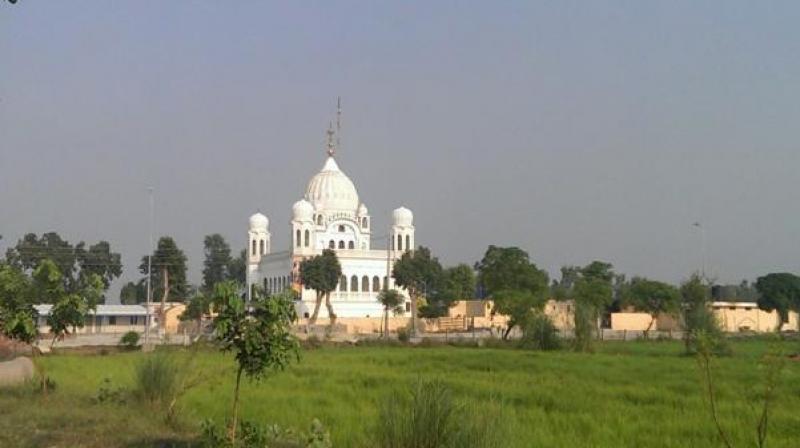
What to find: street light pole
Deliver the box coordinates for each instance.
[144,187,154,347]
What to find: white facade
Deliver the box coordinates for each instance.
[247,149,415,319]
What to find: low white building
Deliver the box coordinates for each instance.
[35,304,150,335]
[247,125,414,319]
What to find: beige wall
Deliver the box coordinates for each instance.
[712,302,798,333]
[37,315,146,335]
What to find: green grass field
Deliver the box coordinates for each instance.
[1,339,798,447]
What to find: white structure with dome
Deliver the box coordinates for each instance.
[246,112,414,319]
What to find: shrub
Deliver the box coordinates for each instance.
[133,353,178,405]
[201,418,331,448]
[397,327,410,343]
[376,379,503,448]
[95,377,126,404]
[119,331,140,350]
[519,313,561,351]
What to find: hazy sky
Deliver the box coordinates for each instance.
[2,1,799,301]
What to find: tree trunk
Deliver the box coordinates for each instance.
[410,291,418,337]
[644,315,656,340]
[324,292,336,325]
[384,307,389,338]
[309,291,323,324]
[230,366,243,444]
[503,324,513,340]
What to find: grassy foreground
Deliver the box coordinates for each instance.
[0,339,798,447]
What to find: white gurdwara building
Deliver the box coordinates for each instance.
[246,142,414,319]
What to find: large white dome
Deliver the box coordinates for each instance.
[292,199,315,222]
[249,212,269,230]
[305,157,360,212]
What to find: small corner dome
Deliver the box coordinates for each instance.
[358,203,369,216]
[292,199,315,222]
[249,212,269,230]
[393,206,413,227]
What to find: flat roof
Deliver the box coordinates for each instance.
[35,304,149,317]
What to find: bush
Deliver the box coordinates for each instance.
[376,379,503,448]
[95,377,126,404]
[519,313,561,351]
[397,327,410,343]
[119,331,141,350]
[201,418,331,448]
[133,353,178,405]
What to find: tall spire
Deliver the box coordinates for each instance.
[326,121,335,157]
[336,96,341,150]
[325,97,342,157]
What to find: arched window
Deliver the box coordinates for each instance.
[260,239,265,255]
[405,235,410,251]
[338,225,345,233]
[397,234,403,251]
[348,241,355,249]
[362,217,368,228]
[296,230,301,247]
[362,276,369,292]
[351,275,358,291]
[329,240,335,249]
[251,239,257,256]
[373,276,380,292]
[338,240,345,249]
[340,275,347,292]
[317,215,323,225]
[304,230,310,247]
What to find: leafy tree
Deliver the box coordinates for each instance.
[5,233,121,299]
[393,246,444,336]
[119,280,146,304]
[211,282,299,443]
[299,249,342,324]
[476,246,549,339]
[422,264,475,318]
[682,274,727,355]
[0,263,38,344]
[180,291,212,332]
[139,236,188,311]
[47,294,89,349]
[202,234,233,293]
[569,261,615,352]
[377,289,404,337]
[227,249,247,286]
[624,277,681,338]
[755,273,800,329]
[31,259,64,304]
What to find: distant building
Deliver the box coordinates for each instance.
[711,301,798,333]
[35,304,149,335]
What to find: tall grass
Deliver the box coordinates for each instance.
[133,353,178,405]
[377,378,503,448]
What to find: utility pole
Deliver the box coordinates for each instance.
[144,187,154,347]
[692,222,707,282]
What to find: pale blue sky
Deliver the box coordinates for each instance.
[2,1,799,299]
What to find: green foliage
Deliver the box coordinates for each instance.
[0,263,38,344]
[212,282,300,441]
[201,418,331,448]
[519,312,561,351]
[119,280,146,304]
[755,273,800,327]
[119,331,140,349]
[139,236,189,302]
[476,246,549,338]
[397,326,410,343]
[623,277,680,335]
[95,377,127,404]
[202,234,234,292]
[393,247,444,331]
[134,353,178,405]
[378,289,405,315]
[570,261,615,352]
[422,264,475,317]
[682,275,729,355]
[47,293,89,347]
[299,249,342,323]
[228,249,248,286]
[376,378,503,448]
[181,291,211,322]
[5,233,121,297]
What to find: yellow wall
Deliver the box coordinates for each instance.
[712,302,798,333]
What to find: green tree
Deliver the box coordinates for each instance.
[119,280,146,304]
[422,264,475,318]
[227,249,247,286]
[0,263,38,344]
[476,246,549,339]
[299,249,342,325]
[76,241,122,292]
[624,277,681,338]
[682,274,727,355]
[570,261,615,352]
[139,236,188,311]
[377,289,404,337]
[755,273,800,329]
[31,259,64,304]
[211,282,299,443]
[202,234,233,293]
[393,246,444,336]
[180,291,211,332]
